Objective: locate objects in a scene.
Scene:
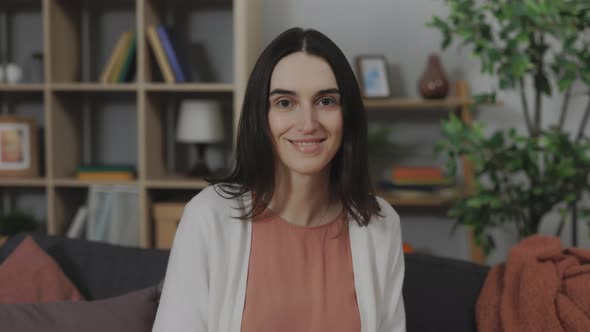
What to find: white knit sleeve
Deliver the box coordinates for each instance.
[378,201,407,332]
[152,199,210,332]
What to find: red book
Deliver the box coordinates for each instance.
[392,167,444,180]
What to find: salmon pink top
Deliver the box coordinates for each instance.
[240,208,361,332]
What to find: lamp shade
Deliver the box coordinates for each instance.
[176,100,225,143]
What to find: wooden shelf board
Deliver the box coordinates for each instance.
[144,83,234,93]
[378,190,462,207]
[364,97,473,110]
[53,178,139,187]
[51,83,138,92]
[0,178,47,187]
[145,177,209,189]
[0,84,45,92]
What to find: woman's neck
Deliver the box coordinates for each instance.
[268,168,340,227]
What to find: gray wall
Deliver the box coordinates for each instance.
[260,0,590,263]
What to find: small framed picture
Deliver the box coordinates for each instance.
[356,55,391,98]
[0,116,38,178]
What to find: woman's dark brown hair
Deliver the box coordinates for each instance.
[210,27,382,226]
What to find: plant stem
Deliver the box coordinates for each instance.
[558,85,572,132]
[533,33,545,137]
[519,78,534,135]
[576,95,590,144]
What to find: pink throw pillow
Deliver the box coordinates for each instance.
[0,235,84,303]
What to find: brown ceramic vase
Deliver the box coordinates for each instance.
[418,54,449,99]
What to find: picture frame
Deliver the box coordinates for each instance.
[0,116,38,178]
[356,55,391,98]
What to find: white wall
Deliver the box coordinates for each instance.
[260,0,590,264]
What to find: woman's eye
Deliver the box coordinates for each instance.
[318,97,336,106]
[277,99,292,108]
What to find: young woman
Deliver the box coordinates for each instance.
[152,27,406,332]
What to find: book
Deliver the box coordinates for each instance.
[77,172,135,181]
[66,205,88,238]
[99,32,131,83]
[392,166,445,179]
[109,32,134,82]
[146,26,175,83]
[157,26,186,82]
[117,32,137,82]
[77,164,136,172]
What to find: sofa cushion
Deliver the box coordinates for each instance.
[0,286,158,332]
[403,253,489,332]
[0,233,170,300]
[0,235,83,304]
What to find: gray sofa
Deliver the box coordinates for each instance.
[0,233,489,332]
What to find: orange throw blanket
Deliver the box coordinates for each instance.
[476,235,590,332]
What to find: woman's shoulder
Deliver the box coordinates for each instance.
[183,184,250,222]
[363,195,401,234]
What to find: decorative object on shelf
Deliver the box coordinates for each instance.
[355,55,391,98]
[418,54,449,99]
[176,99,225,177]
[4,63,23,83]
[27,52,44,83]
[0,211,38,242]
[429,1,590,256]
[0,116,39,178]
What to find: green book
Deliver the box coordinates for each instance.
[117,32,137,83]
[77,164,136,173]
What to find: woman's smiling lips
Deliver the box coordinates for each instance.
[286,137,327,154]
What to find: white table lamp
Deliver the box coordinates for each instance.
[176,99,225,177]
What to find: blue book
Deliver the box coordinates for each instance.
[157,26,186,82]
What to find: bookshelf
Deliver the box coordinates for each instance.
[0,0,261,247]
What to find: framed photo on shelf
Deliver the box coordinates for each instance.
[356,55,391,98]
[0,116,38,178]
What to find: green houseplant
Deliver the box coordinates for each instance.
[0,211,38,245]
[428,0,590,255]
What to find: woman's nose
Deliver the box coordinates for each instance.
[296,103,319,133]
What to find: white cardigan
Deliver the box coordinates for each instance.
[152,185,406,332]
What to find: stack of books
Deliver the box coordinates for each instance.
[76,164,136,181]
[146,25,190,83]
[99,31,137,83]
[378,166,456,199]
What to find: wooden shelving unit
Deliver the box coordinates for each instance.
[0,0,261,248]
[364,81,485,262]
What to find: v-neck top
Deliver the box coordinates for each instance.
[240,209,361,331]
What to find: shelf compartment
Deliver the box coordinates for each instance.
[47,0,137,83]
[142,0,234,84]
[143,91,233,181]
[0,187,47,233]
[49,91,138,179]
[0,1,44,84]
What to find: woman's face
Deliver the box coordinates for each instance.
[267,51,343,177]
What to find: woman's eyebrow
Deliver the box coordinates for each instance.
[269,88,296,97]
[315,88,340,96]
[268,88,340,97]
